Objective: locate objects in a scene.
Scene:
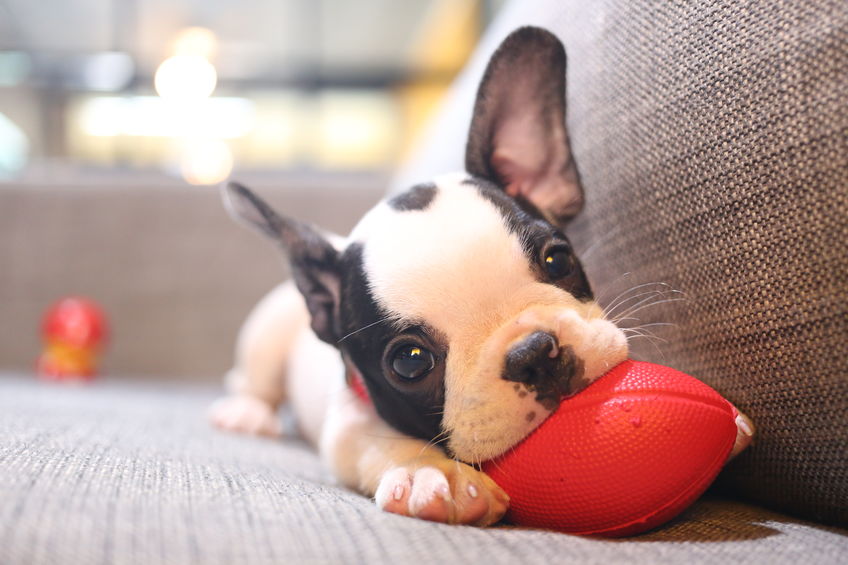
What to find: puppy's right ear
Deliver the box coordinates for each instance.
[466,27,583,226]
[223,182,341,345]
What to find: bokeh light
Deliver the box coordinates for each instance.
[179,138,233,185]
[173,27,218,59]
[0,113,29,176]
[154,55,217,101]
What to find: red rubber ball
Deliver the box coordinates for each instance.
[482,360,737,537]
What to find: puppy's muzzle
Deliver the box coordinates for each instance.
[503,331,558,384]
[502,331,581,409]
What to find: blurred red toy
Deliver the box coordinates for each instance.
[482,360,737,537]
[37,297,109,381]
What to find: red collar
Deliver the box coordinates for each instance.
[346,364,372,405]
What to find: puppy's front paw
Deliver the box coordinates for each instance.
[208,395,281,437]
[374,460,509,526]
[729,408,755,460]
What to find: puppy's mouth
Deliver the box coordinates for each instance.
[445,308,628,463]
[501,333,585,411]
[445,342,587,463]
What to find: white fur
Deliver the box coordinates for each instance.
[214,280,344,445]
[225,281,307,404]
[357,173,534,331]
[211,171,750,526]
[288,321,345,445]
[355,173,628,461]
[208,394,282,437]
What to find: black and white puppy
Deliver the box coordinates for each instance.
[210,27,754,526]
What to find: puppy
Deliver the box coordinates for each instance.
[210,27,754,527]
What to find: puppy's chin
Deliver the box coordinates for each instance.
[447,403,555,463]
[441,353,560,463]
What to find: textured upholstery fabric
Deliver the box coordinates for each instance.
[2,374,847,565]
[393,0,847,527]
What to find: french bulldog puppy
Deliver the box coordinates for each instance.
[210,27,754,526]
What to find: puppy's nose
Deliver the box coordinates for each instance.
[502,331,560,385]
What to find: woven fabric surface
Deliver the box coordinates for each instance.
[392,0,847,527]
[2,374,847,565]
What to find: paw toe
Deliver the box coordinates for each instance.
[408,467,452,522]
[452,479,489,524]
[375,463,509,526]
[730,412,755,459]
[375,468,411,515]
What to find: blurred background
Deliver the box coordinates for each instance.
[0,0,504,380]
[0,0,507,181]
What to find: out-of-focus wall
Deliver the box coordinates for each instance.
[0,174,385,380]
[0,0,498,381]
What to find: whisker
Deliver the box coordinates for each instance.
[611,292,672,322]
[612,290,685,322]
[630,333,668,362]
[601,281,676,317]
[482,453,508,478]
[604,287,672,319]
[416,430,451,459]
[337,317,390,344]
[362,432,415,441]
[621,321,677,336]
[592,271,634,303]
[430,430,450,444]
[614,297,688,323]
[622,329,669,344]
[576,224,625,262]
[630,322,677,330]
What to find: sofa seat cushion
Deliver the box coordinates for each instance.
[2,374,846,565]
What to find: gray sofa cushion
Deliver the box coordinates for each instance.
[2,374,847,565]
[393,0,847,527]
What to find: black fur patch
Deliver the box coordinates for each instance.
[387,183,438,212]
[502,335,584,410]
[462,177,593,301]
[523,345,584,411]
[337,244,446,442]
[225,181,343,344]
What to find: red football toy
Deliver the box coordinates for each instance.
[482,360,737,537]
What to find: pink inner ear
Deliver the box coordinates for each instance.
[492,148,545,198]
[491,137,583,223]
[494,146,561,199]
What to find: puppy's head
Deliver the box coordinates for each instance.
[224,27,627,462]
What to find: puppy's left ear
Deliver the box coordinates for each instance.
[466,26,583,225]
[222,181,342,345]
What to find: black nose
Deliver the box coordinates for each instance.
[502,331,560,384]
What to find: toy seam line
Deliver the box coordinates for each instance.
[552,390,735,415]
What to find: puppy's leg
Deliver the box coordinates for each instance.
[320,389,509,526]
[209,281,310,437]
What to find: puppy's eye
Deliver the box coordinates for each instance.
[544,248,574,279]
[391,345,435,380]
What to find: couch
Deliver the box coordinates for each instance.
[1,0,846,563]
